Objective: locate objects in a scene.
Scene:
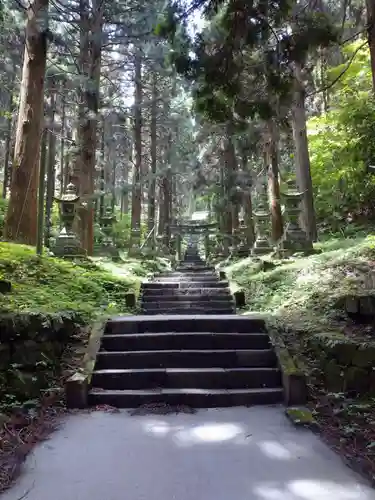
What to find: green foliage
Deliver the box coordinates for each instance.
[225,235,375,330]
[0,243,139,323]
[308,42,375,231]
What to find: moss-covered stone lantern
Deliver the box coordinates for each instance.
[252,181,272,256]
[279,179,313,256]
[52,183,85,258]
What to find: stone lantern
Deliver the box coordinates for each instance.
[52,183,85,258]
[279,179,313,256]
[252,181,272,256]
[99,206,119,258]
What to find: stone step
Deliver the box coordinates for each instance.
[101,332,270,351]
[105,315,267,334]
[141,281,229,289]
[88,387,284,408]
[141,309,235,315]
[141,294,233,302]
[175,266,215,272]
[91,367,281,390]
[156,272,218,278]
[95,348,276,369]
[141,288,232,297]
[140,300,234,310]
[154,276,221,283]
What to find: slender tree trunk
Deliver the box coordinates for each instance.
[4,0,49,244]
[291,63,318,241]
[148,72,157,240]
[59,79,66,195]
[45,79,56,246]
[267,120,283,241]
[2,75,14,199]
[130,49,142,239]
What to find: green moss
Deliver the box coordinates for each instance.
[286,407,316,426]
[0,242,146,323]
[224,235,375,331]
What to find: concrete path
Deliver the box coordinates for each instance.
[2,406,375,500]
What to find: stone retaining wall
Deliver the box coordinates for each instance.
[0,313,80,401]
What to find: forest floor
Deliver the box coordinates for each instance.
[0,243,169,492]
[224,233,375,485]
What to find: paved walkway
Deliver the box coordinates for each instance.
[3,406,375,500]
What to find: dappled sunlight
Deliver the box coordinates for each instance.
[174,423,244,445]
[141,418,246,446]
[253,480,373,500]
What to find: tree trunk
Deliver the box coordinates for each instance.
[2,76,14,199]
[59,79,66,195]
[45,79,56,246]
[72,0,102,255]
[148,71,157,240]
[266,120,283,242]
[291,64,318,241]
[130,50,143,239]
[4,0,49,244]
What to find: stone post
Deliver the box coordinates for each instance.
[252,182,272,256]
[204,231,210,261]
[279,179,313,256]
[176,232,182,261]
[52,183,86,258]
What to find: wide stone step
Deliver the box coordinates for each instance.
[154,276,221,283]
[141,308,235,315]
[141,294,233,302]
[141,288,232,297]
[140,300,234,310]
[88,387,284,408]
[156,272,218,279]
[175,266,215,272]
[105,315,267,334]
[95,348,276,369]
[141,281,229,289]
[91,367,281,390]
[101,332,271,351]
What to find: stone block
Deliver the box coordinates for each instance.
[65,372,88,409]
[125,292,136,309]
[0,280,11,294]
[352,346,375,368]
[359,296,375,316]
[324,359,344,392]
[345,366,369,394]
[219,271,226,280]
[234,290,245,308]
[345,296,359,314]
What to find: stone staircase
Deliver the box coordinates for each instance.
[139,247,235,315]
[88,246,284,408]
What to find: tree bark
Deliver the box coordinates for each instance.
[2,75,15,199]
[4,0,49,244]
[45,78,56,246]
[130,49,143,238]
[148,71,157,240]
[291,63,318,241]
[266,120,283,242]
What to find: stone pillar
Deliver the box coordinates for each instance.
[279,179,313,256]
[176,232,182,261]
[204,231,210,261]
[252,183,272,256]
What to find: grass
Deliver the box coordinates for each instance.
[224,234,375,332]
[0,242,155,324]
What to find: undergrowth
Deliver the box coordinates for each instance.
[0,242,141,323]
[225,235,375,332]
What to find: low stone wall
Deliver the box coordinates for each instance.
[309,332,375,395]
[0,313,81,402]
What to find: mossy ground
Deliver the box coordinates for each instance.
[0,243,168,323]
[224,234,375,482]
[224,235,375,334]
